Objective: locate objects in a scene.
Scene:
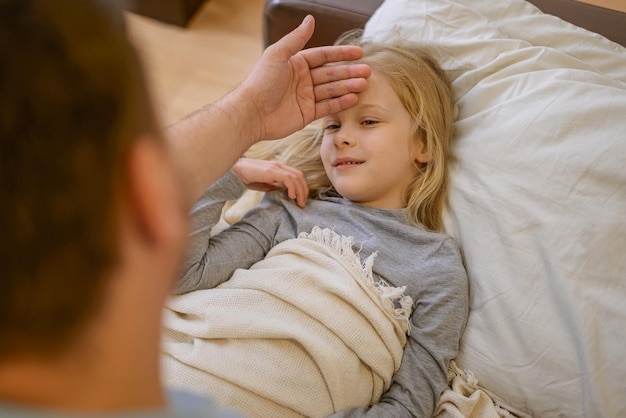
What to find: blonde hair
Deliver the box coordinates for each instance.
[247,32,455,231]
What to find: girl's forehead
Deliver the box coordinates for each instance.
[356,72,398,103]
[363,70,395,93]
[323,75,402,120]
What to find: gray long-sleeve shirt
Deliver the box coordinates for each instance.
[175,171,469,418]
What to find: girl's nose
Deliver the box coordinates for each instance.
[334,130,355,148]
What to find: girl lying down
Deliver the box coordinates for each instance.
[161,33,469,418]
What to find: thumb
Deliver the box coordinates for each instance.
[275,15,315,57]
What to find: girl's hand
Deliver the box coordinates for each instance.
[232,158,309,208]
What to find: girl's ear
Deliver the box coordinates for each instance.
[412,137,431,164]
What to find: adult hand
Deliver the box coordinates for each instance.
[236,15,371,143]
[167,15,370,205]
[232,158,309,208]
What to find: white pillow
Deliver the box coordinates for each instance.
[364,1,626,417]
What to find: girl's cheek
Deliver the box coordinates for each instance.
[320,136,331,157]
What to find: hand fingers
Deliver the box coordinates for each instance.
[311,63,371,86]
[313,77,368,103]
[310,65,370,119]
[300,45,365,69]
[270,15,315,58]
[314,94,360,120]
[282,166,309,208]
[246,161,309,208]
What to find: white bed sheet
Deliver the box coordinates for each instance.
[363,1,626,416]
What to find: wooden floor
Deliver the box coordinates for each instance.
[125,0,266,127]
[578,0,626,13]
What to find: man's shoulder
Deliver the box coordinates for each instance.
[0,391,241,418]
[167,389,241,417]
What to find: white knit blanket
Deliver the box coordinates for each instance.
[161,227,413,418]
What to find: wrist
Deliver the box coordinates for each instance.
[218,85,264,148]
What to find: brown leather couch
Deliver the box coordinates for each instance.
[126,0,206,26]
[263,0,626,48]
[263,0,383,48]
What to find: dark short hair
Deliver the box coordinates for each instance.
[0,0,156,359]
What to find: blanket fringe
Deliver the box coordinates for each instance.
[434,360,519,418]
[298,226,413,334]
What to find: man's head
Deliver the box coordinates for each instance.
[0,0,160,359]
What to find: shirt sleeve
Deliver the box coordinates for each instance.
[173,170,279,294]
[327,237,469,418]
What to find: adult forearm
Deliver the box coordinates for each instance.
[165,88,260,206]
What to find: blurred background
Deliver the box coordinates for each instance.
[125,0,265,128]
[124,0,624,128]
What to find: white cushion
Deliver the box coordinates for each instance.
[364,1,626,416]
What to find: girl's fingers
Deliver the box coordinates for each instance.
[280,166,309,208]
[234,159,308,207]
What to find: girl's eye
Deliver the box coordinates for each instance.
[325,123,340,131]
[362,119,378,126]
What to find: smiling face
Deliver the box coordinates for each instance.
[320,71,429,209]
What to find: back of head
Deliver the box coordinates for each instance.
[0,0,155,359]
